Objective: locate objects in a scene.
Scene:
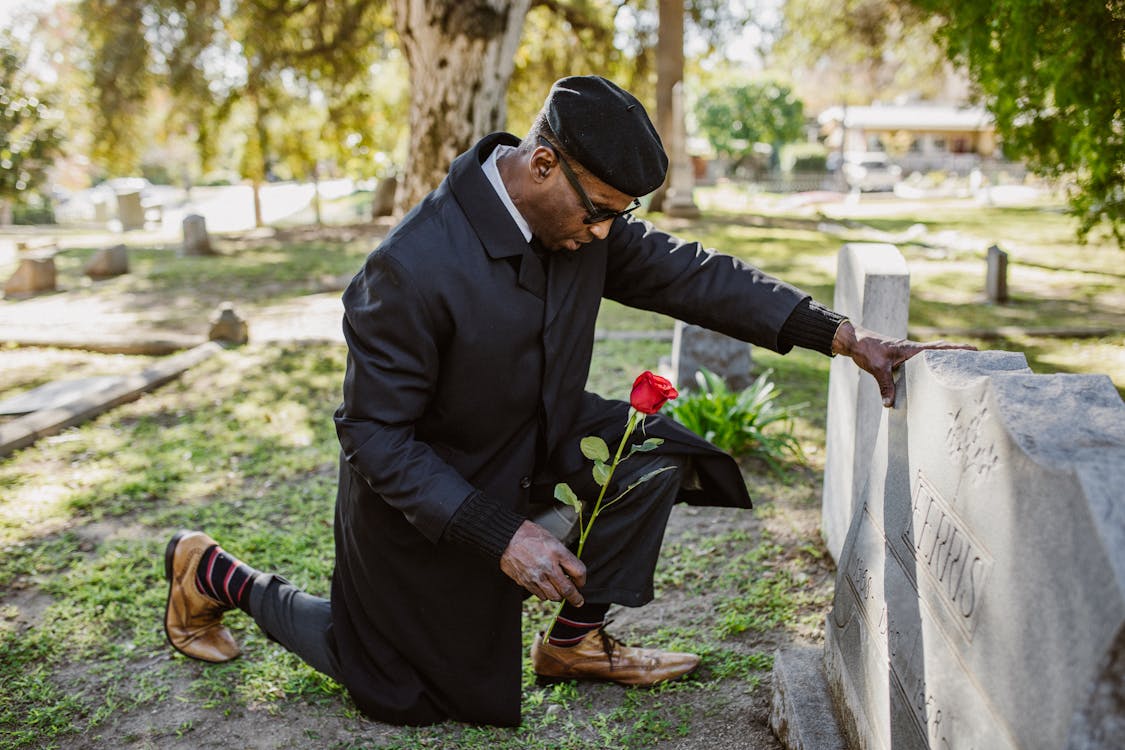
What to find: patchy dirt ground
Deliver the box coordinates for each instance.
[40,492,832,750]
[1,222,835,749]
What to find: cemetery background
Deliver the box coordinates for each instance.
[1,186,1122,748]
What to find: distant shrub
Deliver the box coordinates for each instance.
[664,368,806,478]
[12,202,56,225]
[779,142,829,173]
[140,162,174,185]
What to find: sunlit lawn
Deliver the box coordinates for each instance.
[0,194,1122,747]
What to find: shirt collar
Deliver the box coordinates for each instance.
[481,143,533,243]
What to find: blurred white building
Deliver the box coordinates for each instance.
[818,104,1002,175]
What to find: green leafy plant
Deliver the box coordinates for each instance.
[665,368,805,478]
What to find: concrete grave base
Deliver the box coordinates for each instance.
[770,646,848,750]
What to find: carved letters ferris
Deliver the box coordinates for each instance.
[903,473,992,638]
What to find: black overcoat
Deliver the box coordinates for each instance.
[329,133,809,725]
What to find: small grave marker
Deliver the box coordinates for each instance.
[3,256,57,297]
[84,244,129,279]
[986,244,1009,303]
[182,214,214,256]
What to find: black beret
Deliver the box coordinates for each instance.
[544,76,668,197]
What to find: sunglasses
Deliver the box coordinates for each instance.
[538,136,641,224]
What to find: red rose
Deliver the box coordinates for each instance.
[630,371,678,414]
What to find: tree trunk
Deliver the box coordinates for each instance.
[311,163,323,227]
[252,181,264,229]
[649,0,685,214]
[391,0,532,214]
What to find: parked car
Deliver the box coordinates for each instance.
[841,152,902,192]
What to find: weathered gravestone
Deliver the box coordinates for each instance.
[3,256,57,297]
[824,349,1125,750]
[670,321,752,392]
[822,243,910,562]
[208,302,248,344]
[84,244,129,279]
[182,214,214,257]
[116,191,145,231]
[986,244,1009,304]
[0,376,132,416]
[371,175,399,218]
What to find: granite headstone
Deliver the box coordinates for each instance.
[822,243,910,562]
[670,321,752,392]
[825,349,1125,750]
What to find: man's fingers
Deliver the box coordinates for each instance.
[553,554,586,606]
[559,554,587,589]
[933,341,977,351]
[498,521,592,604]
[876,366,896,407]
[558,579,585,608]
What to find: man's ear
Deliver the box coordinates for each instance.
[531,147,554,182]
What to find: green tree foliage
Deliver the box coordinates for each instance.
[78,0,395,188]
[772,0,951,110]
[78,0,153,172]
[907,0,1125,243]
[510,1,769,136]
[695,80,804,166]
[0,29,63,215]
[507,1,624,133]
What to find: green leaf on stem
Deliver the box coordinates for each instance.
[603,465,678,511]
[553,482,581,513]
[631,437,663,454]
[580,436,610,463]
[592,460,611,487]
[630,465,675,491]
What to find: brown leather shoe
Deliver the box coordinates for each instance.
[532,629,700,686]
[164,530,241,663]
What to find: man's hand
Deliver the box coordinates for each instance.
[500,520,587,606]
[832,321,976,407]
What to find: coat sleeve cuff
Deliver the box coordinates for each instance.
[777,298,848,356]
[443,491,525,561]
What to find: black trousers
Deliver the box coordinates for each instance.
[250,452,689,679]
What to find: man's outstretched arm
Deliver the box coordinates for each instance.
[831,321,977,407]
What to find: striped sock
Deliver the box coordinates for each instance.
[547,602,611,647]
[195,544,259,615]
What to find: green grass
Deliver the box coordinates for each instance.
[1,197,1122,747]
[0,339,808,749]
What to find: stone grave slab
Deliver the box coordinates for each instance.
[671,321,752,392]
[0,342,221,457]
[85,244,129,279]
[0,376,128,416]
[825,349,1125,750]
[823,243,910,562]
[4,256,57,297]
